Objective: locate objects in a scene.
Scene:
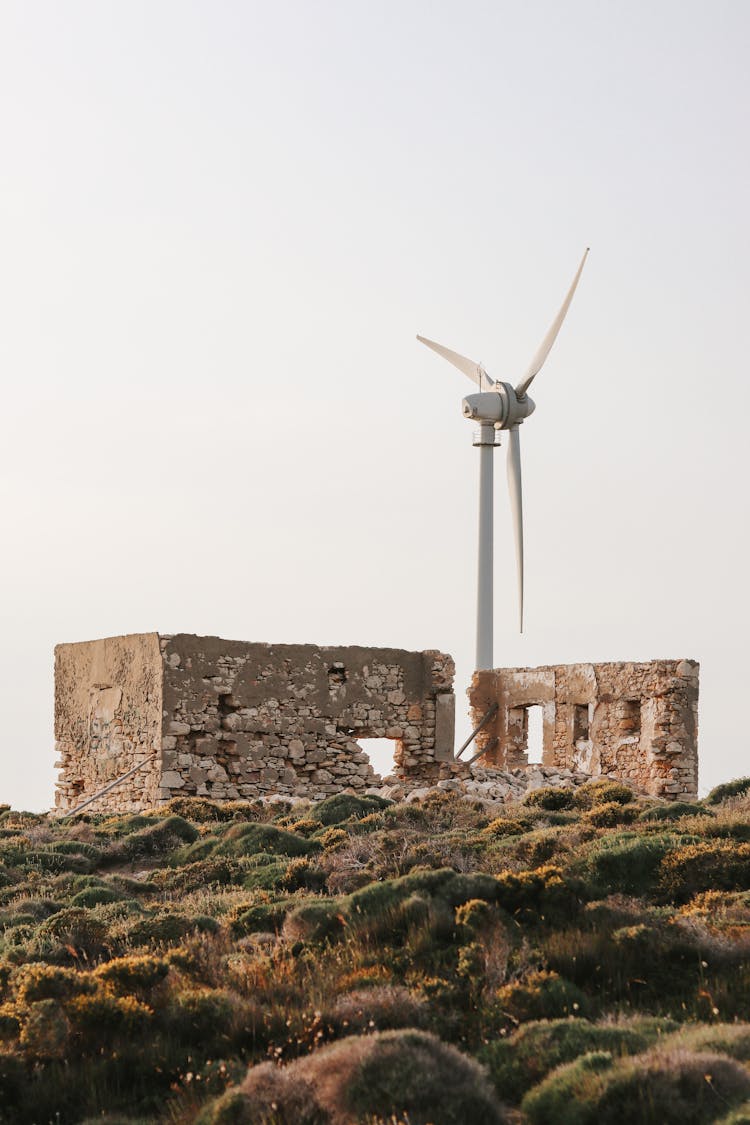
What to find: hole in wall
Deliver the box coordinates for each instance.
[526,705,544,765]
[619,699,641,735]
[573,703,590,743]
[357,738,397,779]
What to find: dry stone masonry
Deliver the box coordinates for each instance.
[54,633,456,814]
[53,636,700,813]
[468,660,699,799]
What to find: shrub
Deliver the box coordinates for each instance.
[663,1023,750,1062]
[217,824,319,859]
[455,898,496,935]
[66,991,152,1039]
[524,788,575,811]
[105,815,199,863]
[164,988,254,1049]
[197,1064,322,1124]
[579,833,671,896]
[583,802,638,828]
[213,1029,506,1125]
[125,910,218,946]
[313,794,390,826]
[94,954,170,995]
[280,857,327,893]
[477,1017,672,1103]
[497,970,588,1022]
[483,817,529,839]
[162,796,237,822]
[19,998,71,1058]
[639,802,713,822]
[14,963,98,1005]
[70,886,123,908]
[494,865,579,920]
[660,841,750,900]
[282,899,346,944]
[705,778,750,805]
[33,908,110,962]
[574,780,634,809]
[319,827,349,851]
[521,1047,750,1125]
[312,1028,505,1125]
[324,986,427,1036]
[230,901,289,936]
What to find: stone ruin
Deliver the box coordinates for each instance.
[54,633,456,814]
[468,660,699,799]
[53,633,699,813]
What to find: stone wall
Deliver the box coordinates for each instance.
[54,634,163,813]
[54,633,456,814]
[468,660,699,799]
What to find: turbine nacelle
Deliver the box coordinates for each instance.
[462,384,536,429]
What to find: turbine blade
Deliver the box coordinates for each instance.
[417,335,494,388]
[515,248,589,397]
[506,426,524,633]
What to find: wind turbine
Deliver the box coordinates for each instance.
[417,248,589,670]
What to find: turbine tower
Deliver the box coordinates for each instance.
[417,249,589,671]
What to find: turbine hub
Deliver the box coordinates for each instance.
[462,383,535,429]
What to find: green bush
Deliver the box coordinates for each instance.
[94,954,170,995]
[524,788,575,811]
[312,793,390,826]
[283,899,346,944]
[66,991,152,1040]
[578,833,672,896]
[323,985,426,1036]
[639,802,713,822]
[107,815,199,863]
[521,1047,750,1125]
[125,910,218,946]
[497,971,588,1022]
[280,857,327,893]
[660,841,750,901]
[217,823,319,859]
[164,988,257,1051]
[705,778,750,805]
[230,901,289,936]
[70,886,123,908]
[478,1017,670,1103]
[33,908,110,962]
[663,1023,750,1062]
[18,998,71,1058]
[573,780,634,809]
[494,865,580,920]
[216,1029,506,1125]
[583,802,639,828]
[14,963,98,1005]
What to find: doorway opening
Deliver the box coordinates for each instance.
[357,738,397,780]
[526,705,544,765]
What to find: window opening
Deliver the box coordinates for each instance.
[357,738,397,780]
[573,703,590,743]
[526,705,544,765]
[619,699,641,737]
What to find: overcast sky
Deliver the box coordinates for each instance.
[1,1,748,810]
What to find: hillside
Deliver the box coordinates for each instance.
[1,778,750,1124]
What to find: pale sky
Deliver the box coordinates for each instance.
[1,1,748,810]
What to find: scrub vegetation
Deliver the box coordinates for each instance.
[1,780,750,1123]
